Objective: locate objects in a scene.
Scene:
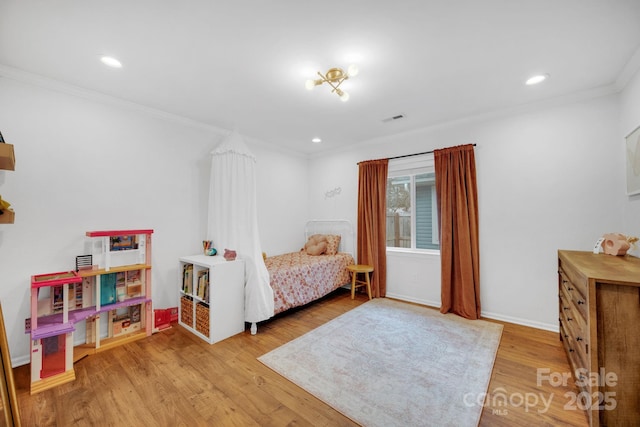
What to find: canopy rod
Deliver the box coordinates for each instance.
[357,143,477,164]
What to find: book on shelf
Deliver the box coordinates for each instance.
[182,264,193,294]
[196,270,208,301]
[203,281,210,304]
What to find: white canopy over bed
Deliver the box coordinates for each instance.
[207,131,274,328]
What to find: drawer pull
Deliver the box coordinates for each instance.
[576,337,583,341]
[567,286,574,291]
[577,300,585,305]
[567,317,573,321]
[563,306,570,310]
[569,348,574,353]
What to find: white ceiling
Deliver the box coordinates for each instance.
[1,1,640,155]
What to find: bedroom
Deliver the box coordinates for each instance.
[0,1,639,425]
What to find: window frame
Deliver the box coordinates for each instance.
[386,155,440,254]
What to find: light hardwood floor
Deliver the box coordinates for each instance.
[13,288,588,426]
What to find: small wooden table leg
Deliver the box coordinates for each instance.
[365,271,372,300]
[351,270,357,299]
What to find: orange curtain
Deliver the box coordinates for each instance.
[357,159,388,298]
[434,144,480,319]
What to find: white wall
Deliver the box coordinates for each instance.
[250,142,310,256]
[0,76,308,365]
[620,69,640,234]
[309,93,627,331]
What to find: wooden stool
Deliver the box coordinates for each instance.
[347,264,373,300]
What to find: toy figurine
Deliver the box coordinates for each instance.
[601,233,638,256]
[223,249,236,261]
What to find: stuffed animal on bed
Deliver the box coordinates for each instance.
[302,234,328,256]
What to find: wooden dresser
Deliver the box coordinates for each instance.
[558,250,640,427]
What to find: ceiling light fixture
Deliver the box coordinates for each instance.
[525,74,549,85]
[306,64,359,102]
[100,56,122,68]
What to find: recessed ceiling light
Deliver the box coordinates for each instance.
[525,74,549,85]
[312,137,322,143]
[100,56,122,68]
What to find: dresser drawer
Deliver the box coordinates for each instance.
[558,260,588,301]
[559,322,590,394]
[559,268,588,320]
[559,307,589,370]
[559,278,588,328]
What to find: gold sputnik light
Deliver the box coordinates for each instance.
[305,65,359,102]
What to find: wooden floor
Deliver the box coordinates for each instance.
[13,288,589,426]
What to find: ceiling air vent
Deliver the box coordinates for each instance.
[382,114,405,123]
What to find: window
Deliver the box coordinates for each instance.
[386,155,439,250]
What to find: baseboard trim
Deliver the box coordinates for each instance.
[480,310,558,332]
[12,354,30,368]
[385,293,440,309]
[385,293,558,332]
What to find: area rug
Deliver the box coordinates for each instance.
[258,298,503,427]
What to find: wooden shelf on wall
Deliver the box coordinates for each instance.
[0,209,14,224]
[0,144,15,171]
[0,141,16,224]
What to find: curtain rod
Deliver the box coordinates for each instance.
[357,143,477,164]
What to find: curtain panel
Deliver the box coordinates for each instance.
[434,144,480,319]
[208,131,274,324]
[357,159,388,298]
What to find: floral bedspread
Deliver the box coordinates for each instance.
[265,251,355,314]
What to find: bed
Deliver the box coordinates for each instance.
[250,220,355,334]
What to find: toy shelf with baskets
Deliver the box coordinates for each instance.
[178,255,244,344]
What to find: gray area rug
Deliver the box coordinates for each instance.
[258,298,503,427]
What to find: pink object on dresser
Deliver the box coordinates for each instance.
[601,233,631,256]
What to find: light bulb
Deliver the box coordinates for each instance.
[525,74,548,85]
[347,64,359,77]
[100,56,122,68]
[340,91,350,102]
[305,79,316,90]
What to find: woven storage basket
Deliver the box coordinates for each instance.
[180,295,193,326]
[195,303,210,337]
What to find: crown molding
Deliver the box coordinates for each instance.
[309,83,620,160]
[615,46,640,91]
[0,63,231,135]
[1,61,628,163]
[0,63,306,158]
